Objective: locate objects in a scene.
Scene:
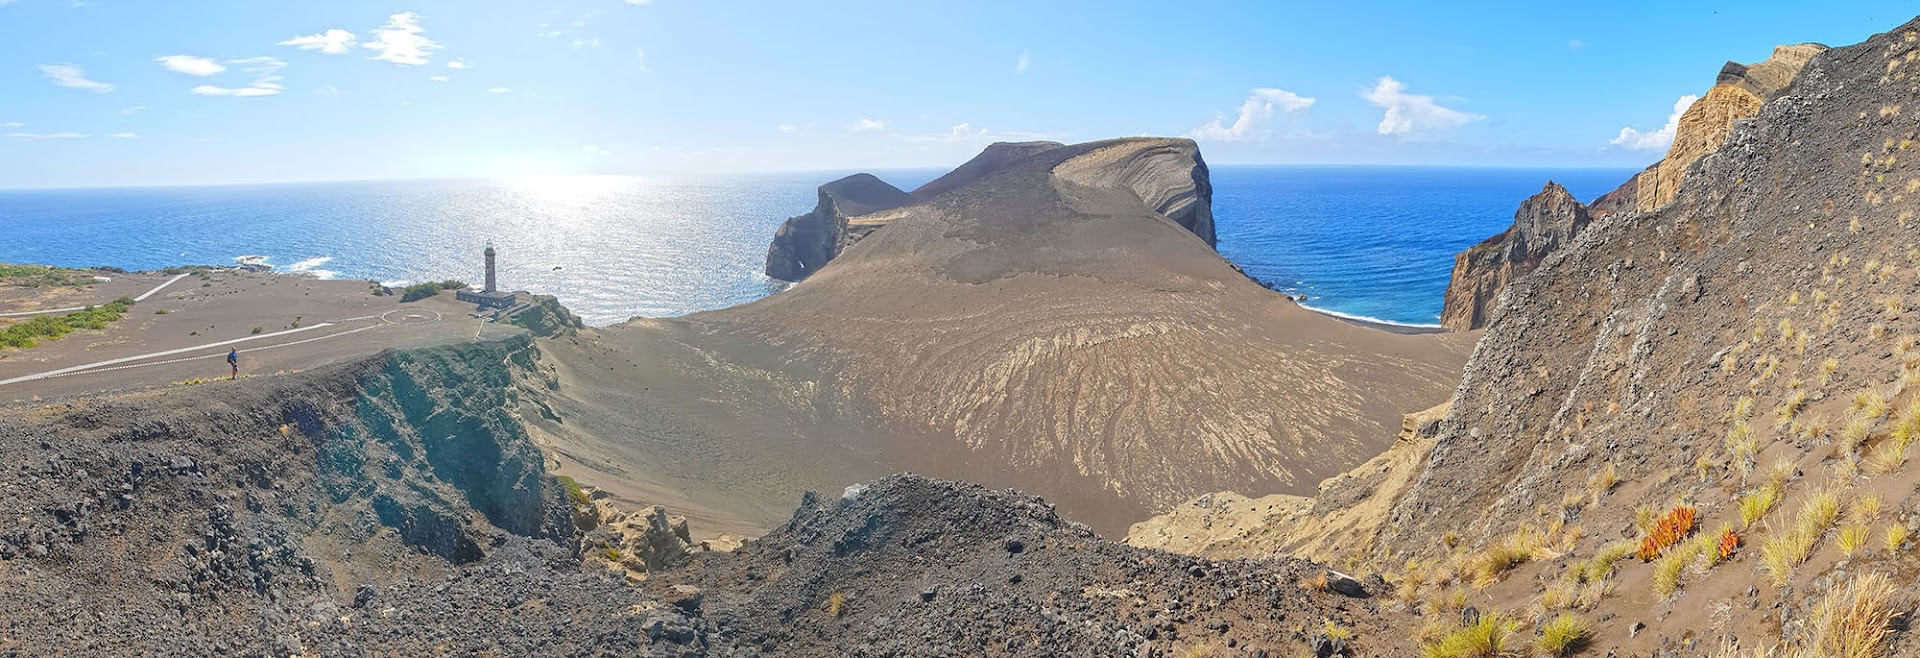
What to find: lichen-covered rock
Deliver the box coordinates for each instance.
[1438,182,1592,331]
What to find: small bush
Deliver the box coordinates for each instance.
[555,475,591,507]
[399,279,470,303]
[1885,525,1911,553]
[0,297,136,349]
[154,309,169,315]
[1716,527,1741,561]
[250,326,264,335]
[1535,613,1590,658]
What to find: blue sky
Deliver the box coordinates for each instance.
[1,0,1915,187]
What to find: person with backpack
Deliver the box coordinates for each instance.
[227,348,239,380]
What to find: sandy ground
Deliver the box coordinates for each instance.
[0,270,497,404]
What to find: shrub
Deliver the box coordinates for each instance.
[399,279,469,303]
[1420,612,1519,658]
[250,326,264,335]
[0,297,136,349]
[1535,614,1590,658]
[1637,505,1697,562]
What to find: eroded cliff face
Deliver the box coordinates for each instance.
[763,173,911,281]
[1630,43,1825,212]
[0,337,671,653]
[1437,182,1593,331]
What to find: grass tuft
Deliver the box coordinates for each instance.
[1806,573,1904,658]
[1420,612,1519,658]
[1535,613,1590,658]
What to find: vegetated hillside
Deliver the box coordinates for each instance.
[0,338,708,655]
[1136,17,1920,658]
[539,137,1474,538]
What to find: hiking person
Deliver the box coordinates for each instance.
[227,348,238,380]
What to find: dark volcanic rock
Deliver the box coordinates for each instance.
[1438,181,1593,331]
[764,173,912,281]
[657,474,1410,657]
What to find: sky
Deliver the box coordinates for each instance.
[0,0,1916,188]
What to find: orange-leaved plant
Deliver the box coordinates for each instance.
[1637,505,1698,562]
[1716,528,1740,561]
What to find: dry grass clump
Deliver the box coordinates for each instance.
[826,591,847,617]
[1776,390,1809,426]
[1885,525,1911,553]
[1419,612,1520,658]
[1804,573,1906,658]
[1840,415,1875,455]
[1651,530,1719,599]
[1739,483,1783,528]
[1637,505,1698,562]
[1534,613,1590,658]
[1587,463,1619,500]
[1853,388,1891,419]
[1839,523,1873,556]
[1469,526,1549,587]
[1759,489,1842,586]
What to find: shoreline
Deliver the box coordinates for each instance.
[1293,301,1448,335]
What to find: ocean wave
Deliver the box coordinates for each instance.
[1294,301,1443,330]
[233,255,269,266]
[286,256,338,280]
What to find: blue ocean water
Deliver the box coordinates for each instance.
[1212,166,1635,325]
[0,166,1634,326]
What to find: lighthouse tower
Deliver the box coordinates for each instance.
[484,243,498,293]
[458,242,518,309]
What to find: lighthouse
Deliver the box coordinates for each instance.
[484,243,498,293]
[457,243,518,310]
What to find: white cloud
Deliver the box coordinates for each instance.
[118,105,146,115]
[1609,94,1697,151]
[894,122,1064,144]
[571,37,601,50]
[1363,76,1481,136]
[318,84,340,96]
[1188,87,1316,142]
[1567,39,1585,49]
[157,55,226,76]
[429,75,450,82]
[7,132,87,140]
[847,117,887,133]
[108,132,137,138]
[487,87,511,93]
[40,64,113,93]
[446,59,468,69]
[190,57,286,97]
[1,122,22,128]
[582,144,611,156]
[625,0,651,4]
[777,124,798,133]
[281,28,357,55]
[635,48,649,73]
[1015,49,1029,74]
[364,12,441,66]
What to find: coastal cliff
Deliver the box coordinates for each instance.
[763,173,911,281]
[1630,43,1825,212]
[1437,182,1593,331]
[1438,44,1823,332]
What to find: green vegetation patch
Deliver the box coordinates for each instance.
[0,264,94,288]
[0,296,136,349]
[399,279,469,303]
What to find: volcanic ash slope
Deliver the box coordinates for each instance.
[536,137,1474,535]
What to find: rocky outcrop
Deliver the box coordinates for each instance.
[1053,138,1217,245]
[1437,182,1593,331]
[655,473,1416,657]
[1587,162,1650,217]
[1628,43,1825,212]
[763,174,911,281]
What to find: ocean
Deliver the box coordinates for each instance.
[0,166,1636,327]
